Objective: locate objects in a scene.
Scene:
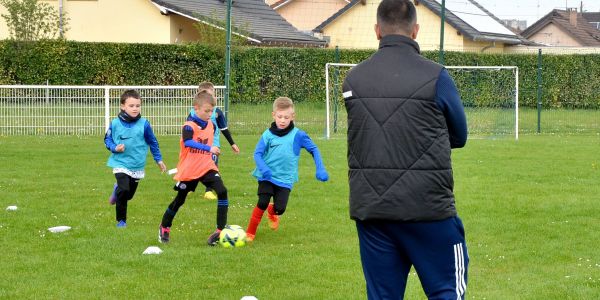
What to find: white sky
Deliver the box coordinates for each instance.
[454,0,600,27]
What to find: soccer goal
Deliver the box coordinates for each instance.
[325,63,519,140]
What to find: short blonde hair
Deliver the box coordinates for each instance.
[273,97,294,112]
[194,90,216,107]
[197,81,214,93]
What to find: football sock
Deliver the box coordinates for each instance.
[267,203,276,216]
[217,199,228,230]
[246,206,265,236]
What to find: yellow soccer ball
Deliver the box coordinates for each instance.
[219,225,247,248]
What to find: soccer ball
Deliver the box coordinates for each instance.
[219,225,247,248]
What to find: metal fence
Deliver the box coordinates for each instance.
[1,84,599,137]
[0,85,224,136]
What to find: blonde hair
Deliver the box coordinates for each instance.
[194,90,216,107]
[273,97,294,112]
[197,81,215,93]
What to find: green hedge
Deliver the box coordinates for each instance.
[0,40,599,108]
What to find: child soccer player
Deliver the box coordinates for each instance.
[159,91,230,246]
[104,89,167,227]
[189,81,240,201]
[246,97,329,242]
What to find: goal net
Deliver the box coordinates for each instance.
[325,63,519,140]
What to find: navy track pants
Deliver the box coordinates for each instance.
[356,216,468,300]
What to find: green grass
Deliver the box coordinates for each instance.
[1,134,599,299]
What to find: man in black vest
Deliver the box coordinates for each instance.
[343,0,468,299]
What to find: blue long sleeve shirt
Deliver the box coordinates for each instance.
[104,118,163,163]
[182,114,212,152]
[435,68,468,148]
[253,127,326,189]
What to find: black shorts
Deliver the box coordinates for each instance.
[174,170,222,192]
[257,181,291,201]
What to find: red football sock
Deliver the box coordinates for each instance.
[267,203,276,216]
[246,206,265,236]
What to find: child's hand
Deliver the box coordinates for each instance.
[210,146,221,155]
[115,144,125,152]
[262,169,272,180]
[157,161,167,173]
[316,169,329,182]
[231,144,240,154]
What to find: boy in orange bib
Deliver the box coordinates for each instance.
[158,91,229,246]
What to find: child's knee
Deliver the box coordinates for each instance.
[116,188,133,201]
[214,186,227,200]
[274,206,286,215]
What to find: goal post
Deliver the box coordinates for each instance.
[325,63,357,139]
[325,63,519,140]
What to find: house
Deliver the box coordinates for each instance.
[0,0,325,47]
[582,12,600,30]
[520,9,600,47]
[308,0,526,51]
[266,0,349,33]
[502,19,528,33]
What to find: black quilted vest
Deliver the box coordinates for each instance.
[343,35,456,222]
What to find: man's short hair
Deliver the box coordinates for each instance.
[273,97,294,112]
[194,90,216,107]
[377,0,417,36]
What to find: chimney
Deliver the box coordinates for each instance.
[569,8,578,27]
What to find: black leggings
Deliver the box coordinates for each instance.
[168,173,227,212]
[115,173,139,222]
[162,170,228,229]
[256,181,290,215]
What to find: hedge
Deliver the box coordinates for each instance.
[0,40,599,108]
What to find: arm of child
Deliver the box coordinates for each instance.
[104,123,124,153]
[221,129,240,154]
[216,108,240,154]
[182,125,212,152]
[143,121,167,173]
[299,131,328,182]
[156,161,167,173]
[253,137,272,179]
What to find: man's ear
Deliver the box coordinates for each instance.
[411,23,420,40]
[374,23,382,40]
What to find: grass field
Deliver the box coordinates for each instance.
[1,134,599,299]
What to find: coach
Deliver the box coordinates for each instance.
[342,0,469,299]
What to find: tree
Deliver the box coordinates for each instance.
[0,0,69,41]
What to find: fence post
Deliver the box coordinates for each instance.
[45,80,51,105]
[104,87,110,132]
[537,48,542,134]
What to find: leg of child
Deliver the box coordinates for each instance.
[246,193,271,240]
[161,189,189,228]
[204,154,219,200]
[267,186,290,231]
[202,171,228,246]
[206,177,228,230]
[115,174,139,227]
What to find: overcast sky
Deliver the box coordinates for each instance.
[463,0,600,27]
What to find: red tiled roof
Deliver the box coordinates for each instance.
[522,9,600,46]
